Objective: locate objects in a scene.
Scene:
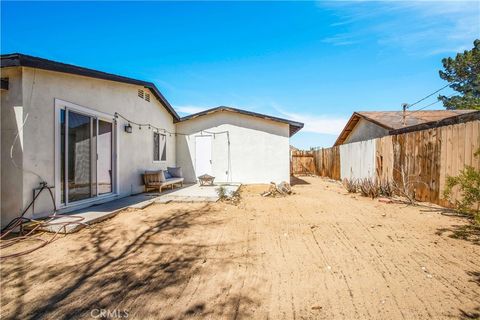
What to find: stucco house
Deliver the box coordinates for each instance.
[334,110,478,146]
[0,53,303,227]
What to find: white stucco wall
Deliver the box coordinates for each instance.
[1,67,24,226]
[175,111,290,184]
[1,66,176,226]
[344,118,389,144]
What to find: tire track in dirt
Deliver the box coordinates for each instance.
[315,193,435,319]
[328,222,398,320]
[350,215,436,319]
[331,222,407,320]
[296,213,333,317]
[352,208,476,308]
[352,204,478,318]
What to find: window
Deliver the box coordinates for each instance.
[153,132,166,161]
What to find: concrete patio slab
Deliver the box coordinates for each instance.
[38,193,160,234]
[37,184,240,233]
[155,183,240,203]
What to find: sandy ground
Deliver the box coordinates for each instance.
[1,176,479,320]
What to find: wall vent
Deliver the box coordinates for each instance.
[137,89,150,102]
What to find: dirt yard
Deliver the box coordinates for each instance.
[1,177,479,319]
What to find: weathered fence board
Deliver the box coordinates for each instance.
[391,128,442,203]
[290,151,316,175]
[292,120,480,208]
[376,135,394,182]
[312,147,340,180]
[438,120,480,206]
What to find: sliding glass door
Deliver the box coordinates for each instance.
[59,108,114,205]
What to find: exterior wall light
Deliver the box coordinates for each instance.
[124,123,132,133]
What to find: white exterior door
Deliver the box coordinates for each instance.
[195,136,212,177]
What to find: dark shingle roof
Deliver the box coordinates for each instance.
[1,53,180,120]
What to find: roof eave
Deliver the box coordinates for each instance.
[333,112,396,146]
[1,53,180,120]
[177,106,304,137]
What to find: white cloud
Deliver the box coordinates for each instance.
[175,105,208,114]
[319,1,480,55]
[322,33,360,46]
[278,110,348,135]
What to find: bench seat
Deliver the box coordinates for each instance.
[143,171,184,192]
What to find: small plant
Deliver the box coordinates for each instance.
[216,185,242,204]
[342,178,358,193]
[216,186,228,200]
[443,150,480,224]
[379,179,394,197]
[358,178,380,199]
[229,188,242,205]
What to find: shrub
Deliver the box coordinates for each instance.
[443,164,480,224]
[216,186,228,200]
[379,179,394,197]
[342,178,358,193]
[216,186,242,204]
[358,178,380,199]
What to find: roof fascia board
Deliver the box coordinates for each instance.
[177,106,304,137]
[1,53,179,120]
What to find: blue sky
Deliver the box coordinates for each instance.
[2,1,479,148]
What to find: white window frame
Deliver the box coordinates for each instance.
[54,98,119,209]
[153,132,167,163]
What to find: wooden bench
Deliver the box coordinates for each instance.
[143,170,184,193]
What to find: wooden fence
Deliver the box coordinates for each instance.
[290,150,316,175]
[291,147,341,180]
[291,120,480,207]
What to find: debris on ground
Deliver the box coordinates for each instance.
[378,198,394,204]
[261,181,292,197]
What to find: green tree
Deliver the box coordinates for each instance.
[438,39,480,110]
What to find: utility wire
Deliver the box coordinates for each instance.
[408,94,454,114]
[408,84,450,108]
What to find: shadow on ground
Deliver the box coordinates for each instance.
[1,204,258,320]
[290,175,311,186]
[459,271,480,319]
[436,223,480,246]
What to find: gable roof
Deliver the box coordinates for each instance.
[177,106,304,137]
[0,53,180,120]
[334,110,478,146]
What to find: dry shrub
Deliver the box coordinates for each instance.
[392,166,425,205]
[379,179,394,197]
[342,178,358,193]
[358,178,380,199]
